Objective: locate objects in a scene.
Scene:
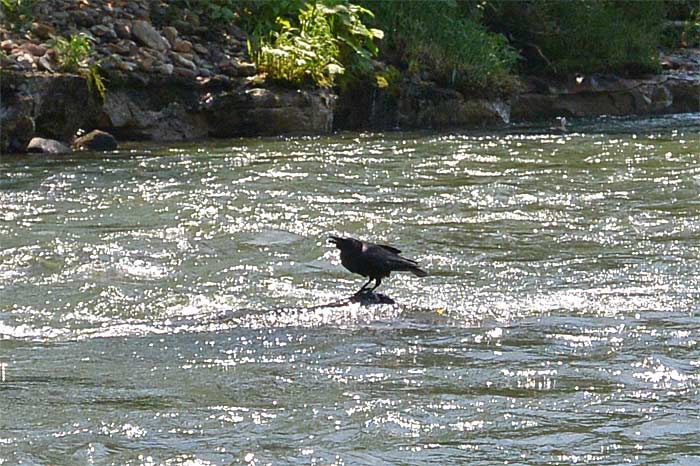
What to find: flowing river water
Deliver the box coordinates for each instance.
[1,114,700,465]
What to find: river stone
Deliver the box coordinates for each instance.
[173,39,192,53]
[132,20,169,51]
[27,137,72,155]
[73,130,118,151]
[21,43,47,57]
[114,21,132,40]
[162,26,178,45]
[171,52,196,70]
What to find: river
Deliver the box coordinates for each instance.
[1,114,700,465]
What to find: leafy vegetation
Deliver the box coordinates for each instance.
[248,1,382,87]
[52,34,106,99]
[682,9,700,47]
[52,34,93,73]
[484,0,665,76]
[364,1,519,93]
[0,0,37,31]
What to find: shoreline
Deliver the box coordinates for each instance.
[1,0,699,154]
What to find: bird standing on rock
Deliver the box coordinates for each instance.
[328,236,427,294]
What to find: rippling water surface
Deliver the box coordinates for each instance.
[2,114,700,465]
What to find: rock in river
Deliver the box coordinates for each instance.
[27,137,73,155]
[73,130,118,151]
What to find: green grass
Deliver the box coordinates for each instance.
[362,0,519,94]
[485,0,665,76]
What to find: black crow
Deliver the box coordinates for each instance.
[328,236,427,293]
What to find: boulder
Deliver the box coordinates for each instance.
[205,87,336,137]
[73,130,118,151]
[132,20,169,51]
[26,137,72,154]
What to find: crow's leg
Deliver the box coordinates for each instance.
[369,277,382,292]
[358,277,373,293]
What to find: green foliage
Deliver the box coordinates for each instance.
[250,5,343,87]
[0,0,37,31]
[52,34,93,73]
[485,0,665,76]
[683,9,700,47]
[52,34,106,100]
[238,0,305,36]
[85,64,107,100]
[249,1,382,87]
[365,1,518,93]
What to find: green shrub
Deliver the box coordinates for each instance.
[249,1,382,87]
[682,9,700,47]
[250,5,343,87]
[0,0,37,31]
[52,34,93,73]
[52,34,106,99]
[485,0,664,76]
[364,1,519,93]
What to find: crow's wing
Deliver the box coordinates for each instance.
[364,243,418,268]
[378,244,402,254]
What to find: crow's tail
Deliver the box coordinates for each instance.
[409,265,428,277]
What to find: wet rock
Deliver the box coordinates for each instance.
[73,129,118,151]
[132,20,169,51]
[205,87,336,137]
[336,79,510,131]
[26,137,72,155]
[101,90,209,141]
[350,290,395,305]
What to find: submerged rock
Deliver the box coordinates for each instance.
[350,290,396,305]
[73,130,118,151]
[27,137,72,154]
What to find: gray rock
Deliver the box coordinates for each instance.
[156,63,174,75]
[91,24,117,40]
[132,20,169,51]
[162,26,178,45]
[173,66,197,79]
[114,21,132,40]
[27,137,72,155]
[73,130,118,151]
[171,52,196,70]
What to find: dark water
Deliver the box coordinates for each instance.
[2,114,700,465]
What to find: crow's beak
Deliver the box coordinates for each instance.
[328,236,341,245]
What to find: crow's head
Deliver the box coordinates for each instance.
[328,236,362,251]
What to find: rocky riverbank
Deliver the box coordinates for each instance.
[1,0,699,154]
